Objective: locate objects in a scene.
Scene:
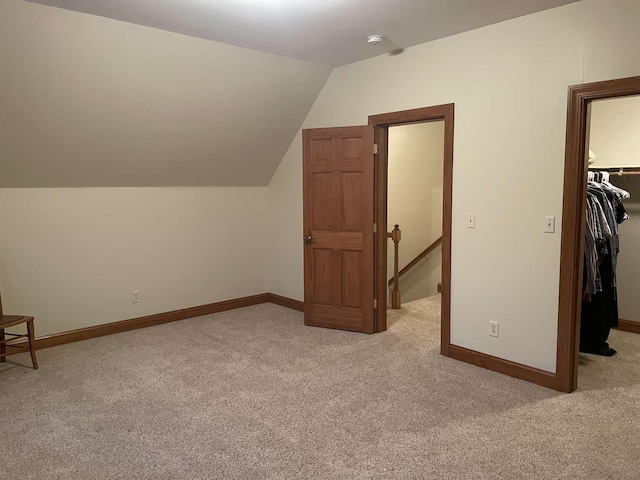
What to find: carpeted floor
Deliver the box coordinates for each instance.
[1,294,639,479]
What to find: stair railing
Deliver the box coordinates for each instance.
[387,232,443,309]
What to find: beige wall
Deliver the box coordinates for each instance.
[589,96,640,168]
[268,0,640,373]
[0,188,269,336]
[387,122,444,303]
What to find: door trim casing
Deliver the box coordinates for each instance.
[557,75,640,393]
[368,104,454,355]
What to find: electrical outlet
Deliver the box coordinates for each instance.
[489,321,499,338]
[132,290,141,304]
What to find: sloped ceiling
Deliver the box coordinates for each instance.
[0,0,331,187]
[2,0,581,187]
[25,0,581,67]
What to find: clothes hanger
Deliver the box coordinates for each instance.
[603,171,630,199]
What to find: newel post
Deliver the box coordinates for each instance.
[390,224,401,309]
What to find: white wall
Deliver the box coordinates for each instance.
[387,122,444,303]
[589,96,640,168]
[0,188,269,336]
[267,0,640,373]
[395,252,442,305]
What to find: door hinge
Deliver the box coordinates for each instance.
[373,223,377,234]
[373,143,378,155]
[374,299,377,309]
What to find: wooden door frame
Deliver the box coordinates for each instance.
[368,104,454,355]
[557,76,640,393]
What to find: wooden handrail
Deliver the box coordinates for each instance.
[388,236,443,287]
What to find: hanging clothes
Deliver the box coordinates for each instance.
[581,176,629,356]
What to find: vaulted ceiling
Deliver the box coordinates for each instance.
[1,0,331,187]
[1,0,580,187]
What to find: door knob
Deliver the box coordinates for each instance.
[304,235,314,244]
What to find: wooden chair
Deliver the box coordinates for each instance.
[0,292,38,369]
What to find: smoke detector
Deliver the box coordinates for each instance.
[367,35,384,46]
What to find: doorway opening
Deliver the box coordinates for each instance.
[369,105,454,355]
[385,122,444,316]
[558,76,640,393]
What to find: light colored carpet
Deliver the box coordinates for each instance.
[1,294,639,479]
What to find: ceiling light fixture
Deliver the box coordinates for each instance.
[367,35,383,46]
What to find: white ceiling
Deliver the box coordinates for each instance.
[27,0,581,67]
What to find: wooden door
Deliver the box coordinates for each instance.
[302,126,375,333]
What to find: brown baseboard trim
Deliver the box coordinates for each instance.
[267,293,305,312]
[615,319,640,334]
[437,283,443,293]
[31,294,270,351]
[448,345,558,391]
[6,293,305,354]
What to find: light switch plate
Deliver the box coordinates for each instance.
[544,216,555,233]
[467,214,476,229]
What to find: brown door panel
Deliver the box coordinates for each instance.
[303,126,375,333]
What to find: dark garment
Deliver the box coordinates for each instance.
[583,213,599,296]
[581,177,627,354]
[580,254,619,353]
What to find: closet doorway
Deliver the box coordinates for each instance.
[369,105,454,354]
[558,76,640,393]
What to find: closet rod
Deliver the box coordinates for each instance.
[589,167,640,176]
